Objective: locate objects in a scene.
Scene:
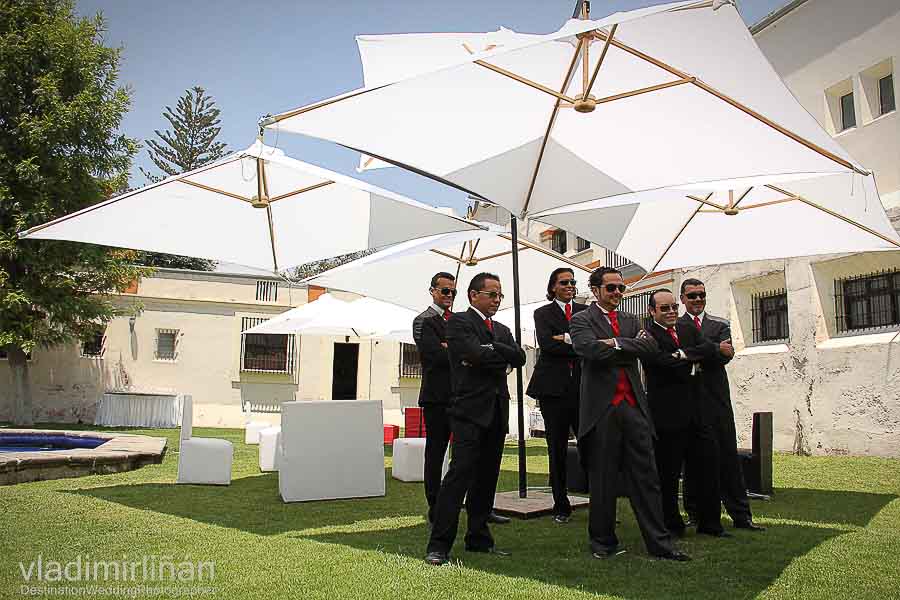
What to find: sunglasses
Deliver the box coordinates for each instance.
[557,279,577,287]
[595,283,627,293]
[684,292,707,300]
[656,303,679,313]
[433,287,458,297]
[475,291,505,300]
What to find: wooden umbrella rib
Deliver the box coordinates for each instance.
[473,59,576,104]
[497,233,593,271]
[732,186,754,208]
[595,78,694,105]
[737,197,797,210]
[648,204,703,274]
[179,179,252,203]
[266,205,279,272]
[765,184,900,248]
[590,30,867,176]
[269,180,335,203]
[519,37,585,218]
[586,24,618,97]
[686,192,724,210]
[431,248,466,263]
[270,86,385,123]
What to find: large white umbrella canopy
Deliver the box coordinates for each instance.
[244,294,417,338]
[19,141,482,273]
[532,172,900,272]
[265,0,864,219]
[304,224,593,313]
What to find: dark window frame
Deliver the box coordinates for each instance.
[81,328,106,358]
[399,343,422,378]
[840,91,856,130]
[835,269,900,334]
[576,236,590,252]
[155,329,179,361]
[240,317,296,373]
[879,74,895,116]
[751,289,789,344]
[550,229,567,254]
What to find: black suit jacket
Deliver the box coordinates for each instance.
[641,321,720,431]
[570,304,658,439]
[415,313,451,406]
[526,301,587,401]
[678,312,733,414]
[446,308,527,429]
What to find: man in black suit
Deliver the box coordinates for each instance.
[641,288,726,539]
[413,272,456,525]
[425,272,526,565]
[570,267,689,561]
[526,267,586,523]
[679,278,765,532]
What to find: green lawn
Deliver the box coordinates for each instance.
[2,425,899,599]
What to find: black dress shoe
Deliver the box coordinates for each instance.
[655,550,691,562]
[487,512,511,525]
[553,513,572,524]
[734,520,766,531]
[465,546,511,556]
[698,529,733,538]
[424,551,450,566]
[592,547,626,559]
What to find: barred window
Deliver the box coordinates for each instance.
[619,290,653,331]
[240,317,296,373]
[256,280,278,302]
[605,248,631,269]
[550,230,567,254]
[155,329,179,361]
[751,289,789,343]
[400,343,422,378]
[81,328,106,358]
[835,269,900,333]
[576,236,590,252]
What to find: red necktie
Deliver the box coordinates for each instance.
[443,309,451,321]
[484,318,493,332]
[667,327,680,346]
[565,303,572,321]
[607,310,620,335]
[694,315,702,331]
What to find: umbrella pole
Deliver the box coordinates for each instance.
[510,215,528,498]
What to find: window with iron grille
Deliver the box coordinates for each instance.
[751,289,789,343]
[835,269,900,334]
[256,280,278,302]
[619,290,653,331]
[605,248,631,269]
[840,92,856,130]
[81,328,106,358]
[240,317,295,373]
[550,230,567,254]
[880,74,895,116]
[399,343,422,378]
[155,329,179,361]
[576,236,590,252]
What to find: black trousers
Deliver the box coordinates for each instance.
[539,395,579,516]
[426,406,506,555]
[422,404,452,524]
[581,402,674,556]
[654,421,721,534]
[683,405,752,524]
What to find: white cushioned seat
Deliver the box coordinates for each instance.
[177,395,233,485]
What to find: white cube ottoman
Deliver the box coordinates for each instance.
[392,438,450,482]
[258,426,282,472]
[245,420,269,445]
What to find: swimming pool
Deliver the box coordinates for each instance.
[0,433,107,453]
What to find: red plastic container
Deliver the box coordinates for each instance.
[383,424,400,444]
[404,407,427,438]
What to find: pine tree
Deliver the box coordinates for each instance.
[140,86,228,180]
[137,86,228,271]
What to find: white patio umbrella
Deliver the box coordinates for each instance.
[19,141,482,273]
[263,0,865,221]
[533,172,900,272]
[304,223,593,313]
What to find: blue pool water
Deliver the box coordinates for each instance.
[0,434,106,452]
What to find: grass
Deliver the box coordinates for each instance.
[1,424,899,599]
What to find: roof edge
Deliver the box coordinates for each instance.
[749,0,811,35]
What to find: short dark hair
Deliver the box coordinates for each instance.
[680,278,705,295]
[546,267,575,301]
[430,272,456,288]
[648,288,673,309]
[589,267,623,289]
[468,272,500,296]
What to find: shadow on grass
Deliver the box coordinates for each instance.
[68,463,896,600]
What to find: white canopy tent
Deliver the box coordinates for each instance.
[265,0,863,221]
[19,141,482,273]
[303,224,593,314]
[533,172,900,272]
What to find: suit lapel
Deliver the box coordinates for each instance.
[589,304,614,337]
[467,307,493,341]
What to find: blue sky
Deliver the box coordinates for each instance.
[76,0,790,215]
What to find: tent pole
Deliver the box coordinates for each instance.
[510,214,528,498]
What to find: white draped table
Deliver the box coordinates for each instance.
[95,392,183,428]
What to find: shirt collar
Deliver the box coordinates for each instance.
[554,298,572,312]
[432,304,446,316]
[470,306,489,321]
[692,311,705,323]
[653,320,671,331]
